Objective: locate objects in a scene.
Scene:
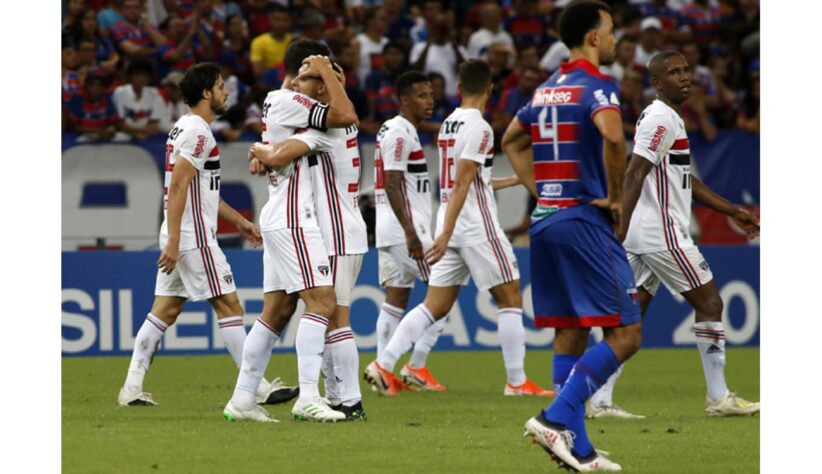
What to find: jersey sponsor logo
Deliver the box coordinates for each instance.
[193,135,207,158]
[540,183,563,197]
[531,86,583,106]
[649,125,667,152]
[394,137,404,161]
[292,94,313,109]
[479,130,491,154]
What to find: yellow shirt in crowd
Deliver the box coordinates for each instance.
[250,32,293,69]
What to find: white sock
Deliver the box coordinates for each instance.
[498,308,527,386]
[694,321,729,402]
[218,315,271,398]
[409,316,447,368]
[296,313,329,401]
[377,304,436,372]
[322,339,340,405]
[230,319,279,409]
[591,365,623,408]
[123,313,167,393]
[328,327,362,406]
[376,302,404,356]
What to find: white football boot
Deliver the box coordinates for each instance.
[523,415,582,471]
[223,400,278,423]
[291,398,346,423]
[705,391,760,416]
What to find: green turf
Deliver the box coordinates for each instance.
[62,348,759,473]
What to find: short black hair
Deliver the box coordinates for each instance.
[126,58,154,77]
[559,0,611,49]
[180,62,221,107]
[363,6,382,29]
[458,60,492,95]
[395,71,430,98]
[383,41,406,56]
[648,50,685,78]
[283,38,332,77]
[267,4,289,16]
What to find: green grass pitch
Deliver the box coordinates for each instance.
[62,348,759,473]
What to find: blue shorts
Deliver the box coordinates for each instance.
[530,215,641,329]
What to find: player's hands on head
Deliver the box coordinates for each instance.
[298,55,331,81]
[406,232,425,261]
[157,244,179,274]
[732,208,760,239]
[239,221,263,248]
[425,234,449,265]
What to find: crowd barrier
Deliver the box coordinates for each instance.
[61,246,759,356]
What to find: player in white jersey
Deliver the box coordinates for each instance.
[223,41,359,423]
[247,66,369,421]
[368,71,451,393]
[117,63,296,410]
[364,61,553,397]
[588,51,760,419]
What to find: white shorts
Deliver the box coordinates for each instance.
[330,254,363,306]
[428,239,520,291]
[263,227,333,294]
[378,242,432,288]
[155,245,236,301]
[628,247,714,296]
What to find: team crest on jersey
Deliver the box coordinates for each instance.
[223,273,234,285]
[699,261,710,272]
[318,264,330,276]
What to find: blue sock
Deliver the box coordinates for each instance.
[552,354,580,393]
[544,342,620,459]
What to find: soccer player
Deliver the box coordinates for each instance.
[117,62,294,408]
[363,60,552,397]
[504,1,641,470]
[247,61,369,421]
[222,40,358,423]
[586,50,760,419]
[371,71,449,391]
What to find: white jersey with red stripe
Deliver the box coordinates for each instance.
[374,115,433,248]
[258,89,330,231]
[159,113,222,251]
[291,124,368,256]
[434,108,503,247]
[624,99,695,254]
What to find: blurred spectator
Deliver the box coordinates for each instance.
[487,41,515,115]
[681,41,719,109]
[409,12,466,99]
[220,14,253,84]
[212,0,243,27]
[356,7,390,84]
[600,36,636,83]
[409,0,442,45]
[296,8,327,43]
[707,54,738,129]
[638,0,684,36]
[73,38,102,80]
[492,65,541,136]
[505,0,549,52]
[680,0,722,47]
[503,44,544,90]
[250,4,292,78]
[185,0,221,57]
[158,71,189,133]
[242,0,272,38]
[428,71,459,124]
[97,0,125,34]
[156,15,206,80]
[383,0,415,51]
[467,3,514,60]
[619,69,646,139]
[112,59,164,140]
[539,40,569,74]
[365,41,406,122]
[211,104,248,141]
[65,70,122,142]
[70,8,120,74]
[62,43,82,106]
[735,61,759,134]
[63,0,89,35]
[635,17,662,68]
[617,6,644,40]
[110,0,168,61]
[217,61,248,108]
[683,83,718,142]
[335,39,374,134]
[720,0,759,57]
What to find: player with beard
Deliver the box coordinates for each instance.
[117,63,294,409]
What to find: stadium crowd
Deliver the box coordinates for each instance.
[61,0,760,144]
